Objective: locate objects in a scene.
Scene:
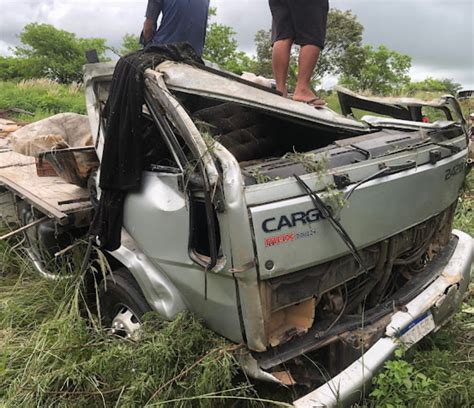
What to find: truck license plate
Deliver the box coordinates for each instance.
[399,312,436,346]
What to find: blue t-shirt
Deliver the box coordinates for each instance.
[145,0,210,57]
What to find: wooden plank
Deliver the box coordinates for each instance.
[0,151,92,224]
[0,175,69,223]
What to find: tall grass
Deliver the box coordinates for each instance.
[0,80,86,123]
[0,243,277,407]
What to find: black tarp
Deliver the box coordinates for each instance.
[89,43,202,251]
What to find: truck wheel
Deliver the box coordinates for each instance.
[99,268,152,339]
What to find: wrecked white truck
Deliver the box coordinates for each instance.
[1,49,473,406]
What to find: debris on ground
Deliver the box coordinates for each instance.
[0,108,34,118]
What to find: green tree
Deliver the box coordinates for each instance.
[406,77,462,96]
[120,33,142,55]
[203,8,256,74]
[221,51,257,74]
[315,9,364,79]
[204,23,238,66]
[339,45,412,95]
[0,57,41,81]
[14,23,109,83]
[254,29,273,78]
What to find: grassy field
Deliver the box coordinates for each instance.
[0,253,254,407]
[0,80,473,407]
[0,79,86,122]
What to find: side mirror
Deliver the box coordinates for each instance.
[85,49,99,64]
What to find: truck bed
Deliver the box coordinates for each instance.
[0,150,92,225]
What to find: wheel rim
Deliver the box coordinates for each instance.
[110,306,141,339]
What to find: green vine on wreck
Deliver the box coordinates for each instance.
[248,168,273,184]
[285,149,347,213]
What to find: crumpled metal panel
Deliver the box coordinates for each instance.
[250,151,466,279]
[293,230,473,408]
[156,61,367,132]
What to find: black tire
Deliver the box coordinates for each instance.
[99,268,152,331]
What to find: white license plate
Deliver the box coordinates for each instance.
[399,312,436,346]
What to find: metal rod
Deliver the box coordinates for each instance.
[0,216,48,241]
[54,240,82,258]
[38,146,96,156]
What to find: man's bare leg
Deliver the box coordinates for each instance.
[272,38,293,97]
[293,44,325,106]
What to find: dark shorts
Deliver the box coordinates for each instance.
[269,0,329,49]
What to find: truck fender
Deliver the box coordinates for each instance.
[107,230,187,320]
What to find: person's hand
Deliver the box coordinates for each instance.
[143,18,155,44]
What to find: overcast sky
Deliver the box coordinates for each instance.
[0,0,472,88]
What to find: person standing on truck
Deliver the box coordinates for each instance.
[141,0,210,58]
[269,0,329,107]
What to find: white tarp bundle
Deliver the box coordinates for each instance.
[10,113,93,157]
[9,113,97,186]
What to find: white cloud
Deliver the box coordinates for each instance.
[0,40,13,56]
[0,0,472,87]
[411,64,474,88]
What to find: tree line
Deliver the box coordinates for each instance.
[0,8,461,96]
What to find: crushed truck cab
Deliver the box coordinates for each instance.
[81,58,474,405]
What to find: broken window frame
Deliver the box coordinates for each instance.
[336,87,466,127]
[144,79,222,272]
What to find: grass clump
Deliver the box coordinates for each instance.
[366,283,474,408]
[0,80,86,123]
[1,310,244,407]
[369,349,438,408]
[0,244,257,408]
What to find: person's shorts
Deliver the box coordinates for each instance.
[269,0,329,49]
